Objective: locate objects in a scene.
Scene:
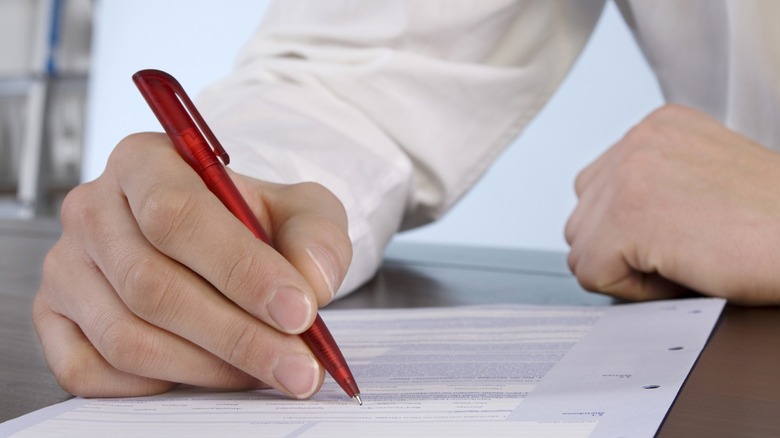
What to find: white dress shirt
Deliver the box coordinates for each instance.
[197,0,780,296]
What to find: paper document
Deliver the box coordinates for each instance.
[2,298,724,437]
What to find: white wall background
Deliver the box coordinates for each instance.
[84,0,663,253]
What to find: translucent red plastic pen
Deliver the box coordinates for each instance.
[132,69,361,405]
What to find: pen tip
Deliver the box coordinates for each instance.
[354,394,362,406]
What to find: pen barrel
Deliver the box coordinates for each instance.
[134,69,358,402]
[301,314,361,398]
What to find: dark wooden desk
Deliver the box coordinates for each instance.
[2,219,779,437]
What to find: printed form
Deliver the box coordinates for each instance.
[3,298,724,437]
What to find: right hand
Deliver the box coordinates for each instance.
[33,132,353,399]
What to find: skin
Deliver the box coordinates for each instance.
[34,103,780,399]
[33,132,353,399]
[566,104,780,305]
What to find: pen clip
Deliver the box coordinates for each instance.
[132,69,230,166]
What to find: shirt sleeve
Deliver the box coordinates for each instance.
[196,0,606,297]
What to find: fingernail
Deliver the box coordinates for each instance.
[267,287,313,333]
[273,352,320,398]
[307,246,338,299]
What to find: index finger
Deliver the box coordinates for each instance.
[109,133,318,335]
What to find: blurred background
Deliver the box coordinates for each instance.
[0,0,662,252]
[0,0,91,217]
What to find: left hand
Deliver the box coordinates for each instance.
[566,104,780,305]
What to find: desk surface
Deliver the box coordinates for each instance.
[2,218,779,437]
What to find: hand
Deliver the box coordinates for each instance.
[566,104,780,305]
[33,132,352,398]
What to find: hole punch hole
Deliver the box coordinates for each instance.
[668,346,684,351]
[642,385,660,390]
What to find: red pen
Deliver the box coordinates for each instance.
[132,69,362,405]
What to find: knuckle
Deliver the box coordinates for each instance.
[40,242,67,288]
[563,215,577,246]
[579,278,598,293]
[220,320,268,371]
[97,316,158,375]
[647,103,689,121]
[567,250,602,293]
[59,183,100,233]
[30,302,92,396]
[221,250,267,297]
[39,240,99,307]
[620,122,655,152]
[573,170,588,196]
[283,183,350,242]
[105,134,145,180]
[136,185,199,251]
[120,255,159,301]
[565,248,578,274]
[622,108,681,157]
[108,133,158,168]
[51,355,93,396]
[31,293,54,337]
[296,181,331,198]
[574,269,599,292]
[211,360,251,388]
[295,182,348,219]
[119,255,182,324]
